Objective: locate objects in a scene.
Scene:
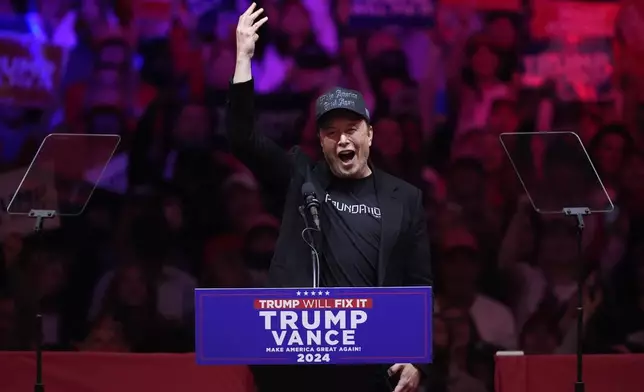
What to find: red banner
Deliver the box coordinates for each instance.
[0,36,64,108]
[521,39,615,102]
[133,0,175,38]
[530,1,620,39]
[441,0,521,11]
[496,354,644,392]
[136,0,173,19]
[0,352,254,392]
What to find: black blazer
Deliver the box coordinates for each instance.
[226,80,432,374]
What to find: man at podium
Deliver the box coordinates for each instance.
[225,4,432,392]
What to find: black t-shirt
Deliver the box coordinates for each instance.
[319,175,381,287]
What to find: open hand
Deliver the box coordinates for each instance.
[236,3,268,60]
[388,363,420,392]
[581,272,603,322]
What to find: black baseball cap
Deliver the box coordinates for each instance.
[315,87,370,124]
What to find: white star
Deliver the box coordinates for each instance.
[311,291,316,296]
[318,291,323,296]
[303,291,309,296]
[325,291,330,296]
[296,291,301,296]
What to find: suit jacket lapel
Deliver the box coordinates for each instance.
[312,160,332,192]
[375,169,401,286]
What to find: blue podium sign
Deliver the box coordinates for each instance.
[195,286,432,365]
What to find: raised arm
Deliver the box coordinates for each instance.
[227,3,293,193]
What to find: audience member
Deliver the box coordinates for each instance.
[437,226,517,350]
[242,214,280,287]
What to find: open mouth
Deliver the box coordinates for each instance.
[338,151,356,163]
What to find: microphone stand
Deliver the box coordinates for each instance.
[299,205,321,288]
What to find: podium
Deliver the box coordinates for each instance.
[5,133,120,392]
[195,286,433,365]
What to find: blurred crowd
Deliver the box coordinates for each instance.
[1,0,644,391]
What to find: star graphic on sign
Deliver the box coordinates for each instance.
[310,291,316,296]
[325,291,330,296]
[318,291,323,296]
[303,291,309,296]
[296,291,301,296]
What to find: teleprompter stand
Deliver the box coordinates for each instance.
[563,207,590,392]
[499,131,614,392]
[31,209,55,392]
[5,134,120,392]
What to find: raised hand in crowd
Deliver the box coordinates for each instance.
[498,194,534,270]
[553,272,605,354]
[560,272,604,334]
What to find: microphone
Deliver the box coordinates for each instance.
[301,182,321,230]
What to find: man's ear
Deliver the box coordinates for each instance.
[368,125,373,147]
